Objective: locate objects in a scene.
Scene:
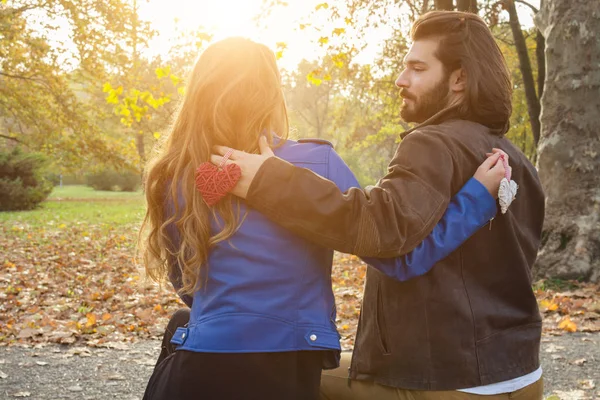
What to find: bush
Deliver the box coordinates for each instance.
[86,170,140,192]
[0,148,53,211]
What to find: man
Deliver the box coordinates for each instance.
[212,11,545,399]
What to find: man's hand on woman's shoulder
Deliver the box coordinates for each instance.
[210,136,275,199]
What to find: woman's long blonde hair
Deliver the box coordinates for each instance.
[139,37,289,297]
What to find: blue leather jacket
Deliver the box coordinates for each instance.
[168,139,496,366]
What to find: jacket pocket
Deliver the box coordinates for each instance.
[375,282,391,355]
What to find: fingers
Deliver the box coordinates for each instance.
[478,152,502,171]
[210,154,235,167]
[492,148,509,161]
[489,157,506,176]
[213,145,241,160]
[259,136,275,156]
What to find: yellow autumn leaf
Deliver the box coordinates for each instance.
[155,66,171,79]
[170,74,181,86]
[154,304,162,312]
[332,28,345,36]
[318,36,329,45]
[315,2,329,10]
[153,132,160,139]
[539,299,559,312]
[102,313,112,321]
[558,316,577,332]
[85,313,97,328]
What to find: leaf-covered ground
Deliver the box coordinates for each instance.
[1,188,599,352]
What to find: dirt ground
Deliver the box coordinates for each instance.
[0,333,598,400]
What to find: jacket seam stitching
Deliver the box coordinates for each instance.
[294,245,312,349]
[476,321,542,343]
[424,293,433,389]
[460,247,482,385]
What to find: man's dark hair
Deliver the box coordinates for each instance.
[411,11,513,133]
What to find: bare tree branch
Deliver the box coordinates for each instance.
[0,71,41,83]
[0,133,22,143]
[515,0,539,13]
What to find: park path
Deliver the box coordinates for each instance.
[0,333,598,400]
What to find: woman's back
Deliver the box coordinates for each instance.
[172,139,348,355]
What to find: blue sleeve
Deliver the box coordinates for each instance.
[165,193,194,308]
[327,148,497,281]
[327,148,361,192]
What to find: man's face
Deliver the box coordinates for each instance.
[396,38,451,123]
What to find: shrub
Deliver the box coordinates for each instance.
[86,170,140,192]
[0,148,53,211]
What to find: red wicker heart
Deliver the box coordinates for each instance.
[194,162,242,206]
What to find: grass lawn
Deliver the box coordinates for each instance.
[48,185,143,200]
[1,185,146,229]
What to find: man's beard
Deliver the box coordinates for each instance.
[400,77,450,123]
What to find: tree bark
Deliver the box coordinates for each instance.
[536,30,545,100]
[534,0,600,282]
[434,0,454,10]
[505,0,541,146]
[456,0,478,13]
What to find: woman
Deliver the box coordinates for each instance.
[140,37,506,400]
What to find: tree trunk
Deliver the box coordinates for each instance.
[505,0,541,146]
[456,0,478,13]
[136,132,145,164]
[534,0,600,282]
[434,0,454,10]
[536,0,545,102]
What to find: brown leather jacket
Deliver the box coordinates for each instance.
[244,110,545,390]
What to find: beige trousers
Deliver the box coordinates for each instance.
[320,353,544,400]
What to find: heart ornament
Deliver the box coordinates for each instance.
[498,154,518,214]
[194,148,241,207]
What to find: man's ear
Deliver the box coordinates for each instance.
[450,68,467,93]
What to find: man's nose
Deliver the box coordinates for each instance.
[395,70,409,88]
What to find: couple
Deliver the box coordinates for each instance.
[140,10,545,400]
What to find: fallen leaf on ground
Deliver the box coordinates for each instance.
[558,316,577,333]
[578,379,595,390]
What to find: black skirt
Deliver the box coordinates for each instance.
[145,308,325,399]
[143,349,325,400]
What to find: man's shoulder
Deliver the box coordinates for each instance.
[406,119,496,153]
[413,119,488,138]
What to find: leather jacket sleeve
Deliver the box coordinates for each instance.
[244,128,456,257]
[361,178,496,280]
[328,147,497,280]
